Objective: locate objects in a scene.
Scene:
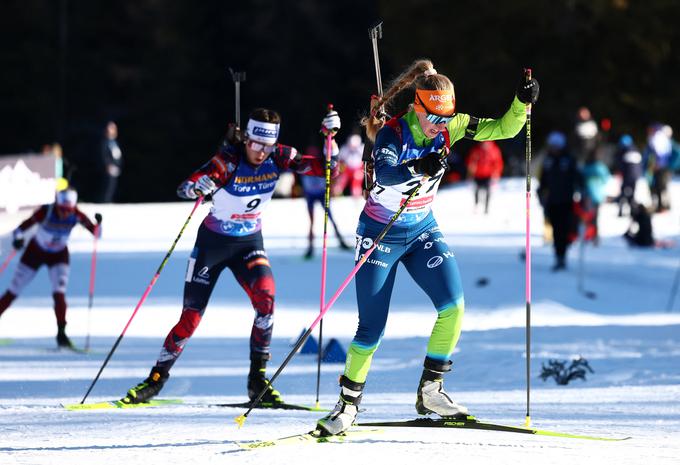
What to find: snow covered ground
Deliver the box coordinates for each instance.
[1,178,679,464]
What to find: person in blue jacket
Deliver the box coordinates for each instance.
[615,134,642,217]
[581,151,611,244]
[316,59,539,435]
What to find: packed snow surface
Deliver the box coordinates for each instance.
[1,178,679,464]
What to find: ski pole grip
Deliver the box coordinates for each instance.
[524,68,532,82]
[324,103,338,134]
[368,20,383,39]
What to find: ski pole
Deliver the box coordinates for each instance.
[0,249,17,276]
[80,197,204,404]
[369,21,384,99]
[523,68,532,428]
[578,222,585,294]
[667,256,680,312]
[362,20,385,196]
[236,167,436,428]
[315,103,335,408]
[577,219,597,300]
[84,223,100,352]
[229,68,246,130]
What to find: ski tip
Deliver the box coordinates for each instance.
[235,414,247,428]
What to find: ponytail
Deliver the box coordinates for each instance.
[361,59,436,141]
[361,59,455,142]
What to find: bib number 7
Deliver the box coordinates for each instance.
[402,172,443,197]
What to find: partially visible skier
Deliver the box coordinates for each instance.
[300,145,351,259]
[333,134,365,197]
[0,189,101,348]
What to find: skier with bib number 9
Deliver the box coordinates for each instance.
[316,59,539,435]
[122,108,341,405]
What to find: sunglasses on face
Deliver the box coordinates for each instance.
[247,140,276,154]
[425,113,453,125]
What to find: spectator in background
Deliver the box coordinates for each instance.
[537,131,581,271]
[643,123,674,212]
[580,151,611,245]
[666,125,680,172]
[99,121,123,203]
[41,143,64,181]
[623,202,654,248]
[466,140,503,214]
[301,145,352,259]
[572,106,599,162]
[333,134,365,198]
[615,134,642,217]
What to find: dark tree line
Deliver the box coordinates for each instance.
[1,0,678,202]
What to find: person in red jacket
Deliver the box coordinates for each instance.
[466,140,503,214]
[0,189,101,348]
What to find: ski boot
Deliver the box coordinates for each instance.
[416,358,468,418]
[247,353,284,405]
[551,256,567,272]
[303,245,314,260]
[56,323,74,349]
[316,375,364,436]
[121,367,169,405]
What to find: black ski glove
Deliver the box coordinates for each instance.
[12,237,24,250]
[95,213,103,224]
[409,152,447,177]
[516,71,540,104]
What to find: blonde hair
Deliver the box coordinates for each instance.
[361,59,454,141]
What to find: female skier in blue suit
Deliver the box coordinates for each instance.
[317,59,539,435]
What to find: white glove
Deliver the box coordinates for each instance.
[321,111,341,135]
[194,175,217,196]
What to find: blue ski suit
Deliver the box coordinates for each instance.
[344,98,527,383]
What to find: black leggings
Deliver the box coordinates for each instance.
[156,225,275,372]
[546,203,575,260]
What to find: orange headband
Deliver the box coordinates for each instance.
[414,89,455,116]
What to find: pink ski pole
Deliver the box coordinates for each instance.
[236,167,433,427]
[314,103,336,407]
[0,249,17,276]
[80,197,204,404]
